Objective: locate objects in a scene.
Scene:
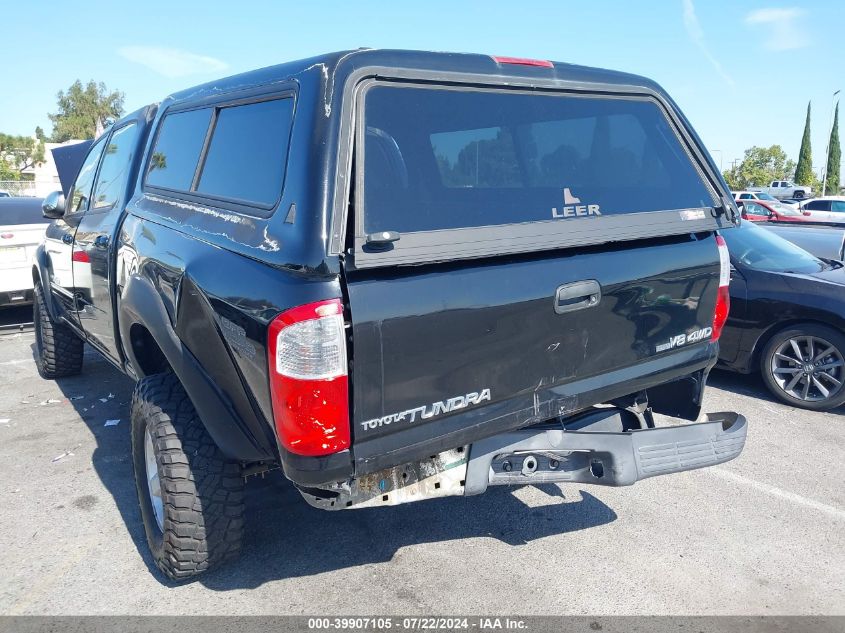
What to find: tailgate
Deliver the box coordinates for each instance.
[347,235,720,468]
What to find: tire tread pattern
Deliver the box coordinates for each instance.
[34,284,83,378]
[131,373,244,580]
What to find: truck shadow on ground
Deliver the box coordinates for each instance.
[203,477,616,591]
[41,345,160,576]
[40,344,617,589]
[708,368,845,415]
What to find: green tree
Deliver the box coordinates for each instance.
[436,130,521,188]
[48,80,124,142]
[794,101,814,185]
[824,104,841,195]
[721,145,796,190]
[0,133,46,180]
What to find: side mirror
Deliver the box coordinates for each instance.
[42,191,66,219]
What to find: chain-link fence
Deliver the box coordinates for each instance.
[0,181,40,197]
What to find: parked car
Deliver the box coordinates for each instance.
[32,49,745,580]
[718,220,845,410]
[737,199,812,223]
[0,197,49,307]
[749,180,813,200]
[0,190,11,198]
[759,223,845,261]
[797,196,845,225]
[778,198,804,208]
[733,190,780,203]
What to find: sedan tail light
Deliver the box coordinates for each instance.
[711,235,730,342]
[267,298,350,456]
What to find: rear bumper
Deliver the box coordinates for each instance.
[297,411,746,510]
[465,411,746,494]
[0,288,34,307]
[0,265,34,305]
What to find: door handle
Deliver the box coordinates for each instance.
[94,235,110,249]
[554,280,602,314]
[62,234,73,245]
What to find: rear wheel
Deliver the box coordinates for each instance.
[33,283,83,378]
[760,324,845,411]
[131,372,245,580]
[793,191,805,199]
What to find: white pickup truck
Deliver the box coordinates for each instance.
[749,180,813,200]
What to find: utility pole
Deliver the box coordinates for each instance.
[711,149,723,171]
[822,89,841,195]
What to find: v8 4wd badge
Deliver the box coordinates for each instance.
[656,327,713,353]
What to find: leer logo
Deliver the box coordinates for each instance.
[552,188,602,219]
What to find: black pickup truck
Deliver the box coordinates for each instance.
[33,49,746,580]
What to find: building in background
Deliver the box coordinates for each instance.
[24,139,85,197]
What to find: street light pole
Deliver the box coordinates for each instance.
[822,89,840,196]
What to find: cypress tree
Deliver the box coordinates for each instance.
[795,101,814,185]
[825,104,840,195]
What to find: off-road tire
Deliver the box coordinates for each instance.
[760,323,845,411]
[131,372,245,580]
[33,283,83,378]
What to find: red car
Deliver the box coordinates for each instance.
[738,199,813,223]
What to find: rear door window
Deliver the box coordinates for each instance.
[361,84,716,236]
[806,201,831,211]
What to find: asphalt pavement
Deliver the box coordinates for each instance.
[0,310,842,616]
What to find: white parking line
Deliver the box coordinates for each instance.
[708,466,845,521]
[0,359,31,366]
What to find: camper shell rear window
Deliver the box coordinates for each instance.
[353,81,722,268]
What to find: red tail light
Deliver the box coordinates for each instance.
[267,298,350,456]
[491,56,554,68]
[71,250,90,263]
[712,235,730,342]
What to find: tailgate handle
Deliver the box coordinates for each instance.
[554,280,601,314]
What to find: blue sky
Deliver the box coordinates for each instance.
[2,0,843,180]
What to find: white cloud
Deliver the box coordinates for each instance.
[681,0,735,86]
[745,7,810,51]
[118,46,228,78]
